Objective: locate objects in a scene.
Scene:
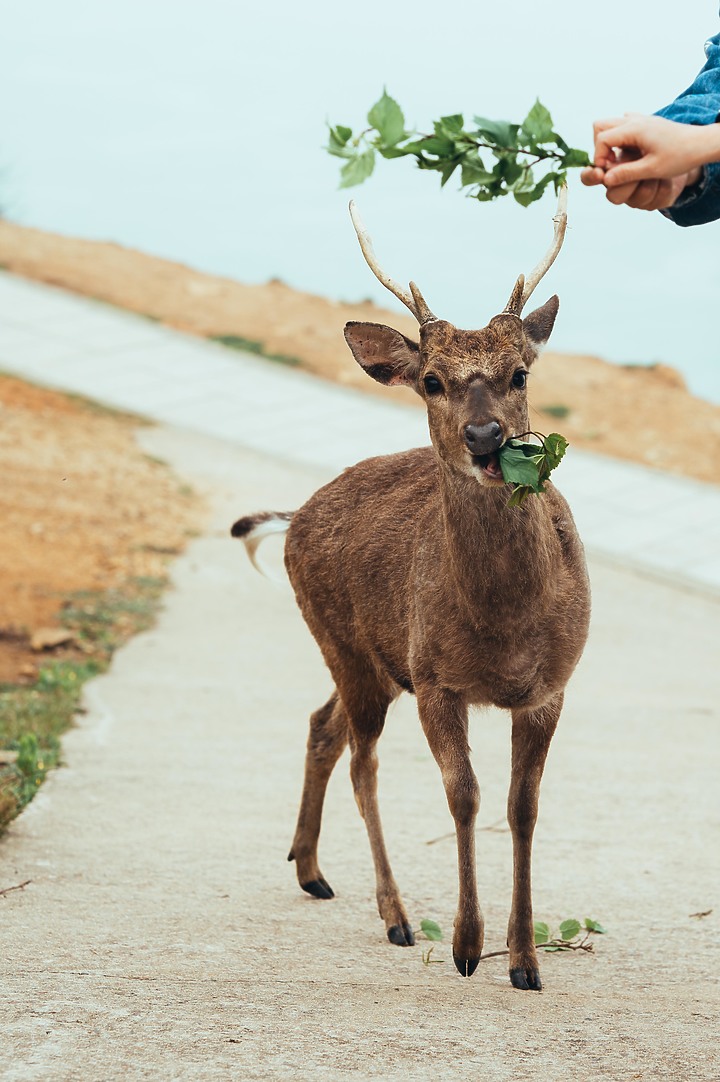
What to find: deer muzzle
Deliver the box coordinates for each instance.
[463,422,503,456]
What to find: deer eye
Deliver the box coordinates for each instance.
[423,374,443,396]
[511,369,528,390]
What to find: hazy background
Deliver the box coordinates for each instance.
[1,0,719,400]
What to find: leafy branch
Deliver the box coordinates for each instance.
[498,431,569,506]
[327,90,591,206]
[534,917,607,952]
[416,916,606,966]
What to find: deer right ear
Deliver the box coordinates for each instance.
[344,322,421,388]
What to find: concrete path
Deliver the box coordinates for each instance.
[1,272,719,1080]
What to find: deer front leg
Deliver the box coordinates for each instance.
[416,685,482,977]
[507,693,563,991]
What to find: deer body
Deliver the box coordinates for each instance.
[287,446,585,714]
[233,193,590,990]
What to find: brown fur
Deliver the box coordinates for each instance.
[272,296,589,990]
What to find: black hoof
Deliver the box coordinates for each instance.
[453,953,481,977]
[300,878,335,900]
[387,922,415,947]
[509,966,542,991]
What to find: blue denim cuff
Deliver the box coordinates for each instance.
[661,159,720,226]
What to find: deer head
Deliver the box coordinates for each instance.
[344,190,567,486]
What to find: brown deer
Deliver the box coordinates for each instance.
[232,189,590,991]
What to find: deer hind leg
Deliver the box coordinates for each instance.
[416,684,482,976]
[288,691,349,900]
[341,677,414,947]
[506,693,563,991]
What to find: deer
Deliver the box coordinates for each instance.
[232,187,591,991]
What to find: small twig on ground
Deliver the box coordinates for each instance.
[689,909,713,919]
[0,879,31,898]
[425,817,509,845]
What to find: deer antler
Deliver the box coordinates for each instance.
[505,184,568,316]
[349,200,436,324]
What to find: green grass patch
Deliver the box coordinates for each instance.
[539,403,571,419]
[210,334,301,368]
[0,576,167,832]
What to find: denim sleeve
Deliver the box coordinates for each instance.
[655,32,720,226]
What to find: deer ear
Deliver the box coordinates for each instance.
[344,322,420,387]
[522,295,559,362]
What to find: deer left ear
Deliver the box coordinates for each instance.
[522,295,559,363]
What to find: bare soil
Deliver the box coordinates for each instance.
[2,220,720,484]
[0,375,201,684]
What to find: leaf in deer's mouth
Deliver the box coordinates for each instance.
[498,432,568,506]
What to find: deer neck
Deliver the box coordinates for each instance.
[437,465,554,614]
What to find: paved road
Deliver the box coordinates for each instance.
[1,273,719,1080]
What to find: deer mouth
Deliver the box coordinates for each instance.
[472,451,504,482]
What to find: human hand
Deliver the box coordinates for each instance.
[581,159,694,210]
[591,114,713,184]
[579,113,714,209]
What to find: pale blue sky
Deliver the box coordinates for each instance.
[1,0,719,399]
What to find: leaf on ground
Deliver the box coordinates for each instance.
[584,918,607,933]
[534,920,551,945]
[420,918,443,941]
[559,918,582,941]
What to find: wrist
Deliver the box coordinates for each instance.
[687,122,720,169]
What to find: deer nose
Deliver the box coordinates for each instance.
[464,421,503,455]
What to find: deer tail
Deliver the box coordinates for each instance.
[231,511,294,580]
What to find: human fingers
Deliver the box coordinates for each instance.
[642,178,683,210]
[590,119,625,168]
[605,179,642,205]
[647,174,699,210]
[593,120,654,179]
[580,166,606,187]
[603,154,658,187]
[625,179,661,209]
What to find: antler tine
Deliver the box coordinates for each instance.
[520,184,568,311]
[348,200,436,324]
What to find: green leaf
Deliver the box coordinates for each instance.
[339,149,376,189]
[440,160,460,187]
[420,918,443,942]
[559,918,582,941]
[542,433,569,471]
[561,147,593,167]
[521,99,554,144]
[534,921,551,945]
[368,90,405,147]
[473,116,520,147]
[460,154,494,186]
[499,440,545,491]
[499,433,568,504]
[513,186,542,208]
[507,485,533,507]
[439,113,464,133]
[584,918,607,934]
[496,156,523,185]
[377,144,413,159]
[327,124,355,159]
[412,134,456,156]
[510,167,535,194]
